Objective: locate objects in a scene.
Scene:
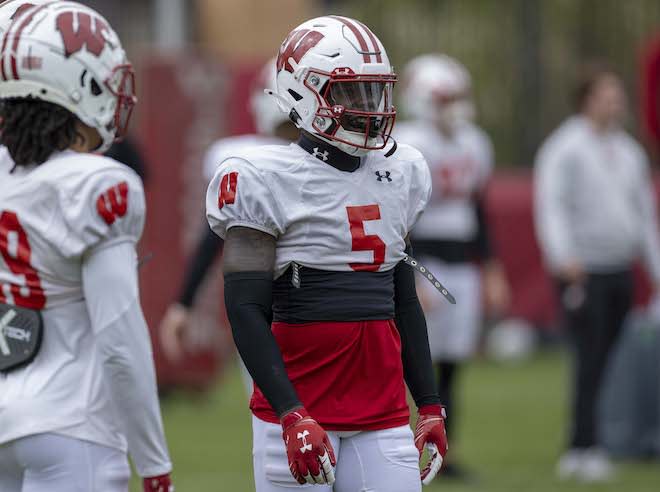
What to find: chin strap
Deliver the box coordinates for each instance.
[403,255,456,304]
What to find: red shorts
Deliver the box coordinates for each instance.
[250,319,410,431]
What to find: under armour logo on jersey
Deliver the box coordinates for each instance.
[297,430,313,453]
[312,147,329,162]
[375,170,392,182]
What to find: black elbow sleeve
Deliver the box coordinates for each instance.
[224,272,301,417]
[394,258,441,408]
[177,226,224,307]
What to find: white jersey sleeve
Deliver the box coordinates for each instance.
[58,165,145,257]
[404,147,432,233]
[206,157,286,239]
[83,242,172,478]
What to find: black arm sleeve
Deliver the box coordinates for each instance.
[471,193,493,261]
[177,226,225,308]
[224,271,302,417]
[394,255,442,408]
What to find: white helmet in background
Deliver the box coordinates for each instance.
[401,54,475,129]
[272,15,396,155]
[0,0,50,33]
[0,1,136,152]
[250,56,290,135]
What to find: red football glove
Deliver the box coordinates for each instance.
[414,404,448,485]
[281,407,336,485]
[143,474,174,492]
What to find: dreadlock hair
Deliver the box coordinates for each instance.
[0,97,79,167]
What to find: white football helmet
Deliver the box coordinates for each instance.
[0,1,136,152]
[250,57,290,135]
[0,0,50,34]
[272,15,396,155]
[401,54,475,128]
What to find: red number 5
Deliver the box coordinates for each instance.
[0,211,46,309]
[346,205,386,272]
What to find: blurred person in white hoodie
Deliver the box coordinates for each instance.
[534,63,660,482]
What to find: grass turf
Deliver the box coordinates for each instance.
[130,352,660,491]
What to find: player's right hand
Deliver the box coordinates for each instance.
[143,473,174,492]
[159,303,190,362]
[280,407,336,485]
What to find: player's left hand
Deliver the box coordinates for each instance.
[414,404,448,485]
[143,473,174,492]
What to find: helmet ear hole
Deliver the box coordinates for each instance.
[90,79,103,96]
[288,89,303,101]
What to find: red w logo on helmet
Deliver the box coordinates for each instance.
[56,11,111,58]
[277,29,324,73]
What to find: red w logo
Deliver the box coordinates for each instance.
[276,29,324,73]
[97,182,129,226]
[218,172,239,209]
[56,11,110,58]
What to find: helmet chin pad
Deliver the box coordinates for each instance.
[313,130,370,157]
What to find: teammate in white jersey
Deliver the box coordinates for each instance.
[207,16,448,491]
[394,54,510,478]
[0,2,173,491]
[159,57,297,366]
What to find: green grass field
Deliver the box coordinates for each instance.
[131,352,660,491]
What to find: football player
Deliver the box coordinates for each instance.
[206,16,448,491]
[0,2,173,491]
[395,54,510,478]
[159,57,297,369]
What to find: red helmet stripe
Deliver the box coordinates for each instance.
[0,30,10,80]
[331,16,371,63]
[355,19,382,63]
[7,3,50,80]
[9,3,48,79]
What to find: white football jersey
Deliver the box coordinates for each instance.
[394,120,493,241]
[206,142,431,278]
[0,147,144,451]
[203,134,288,182]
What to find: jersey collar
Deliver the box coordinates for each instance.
[297,132,361,172]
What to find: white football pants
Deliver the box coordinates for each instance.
[0,433,130,492]
[253,416,421,492]
[417,258,481,361]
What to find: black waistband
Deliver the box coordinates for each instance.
[410,238,475,263]
[272,265,395,323]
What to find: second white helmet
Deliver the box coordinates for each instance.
[250,56,290,135]
[0,1,136,152]
[273,16,396,155]
[401,54,475,127]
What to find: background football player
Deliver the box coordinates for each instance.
[394,54,510,478]
[207,16,448,491]
[159,57,297,374]
[0,2,173,491]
